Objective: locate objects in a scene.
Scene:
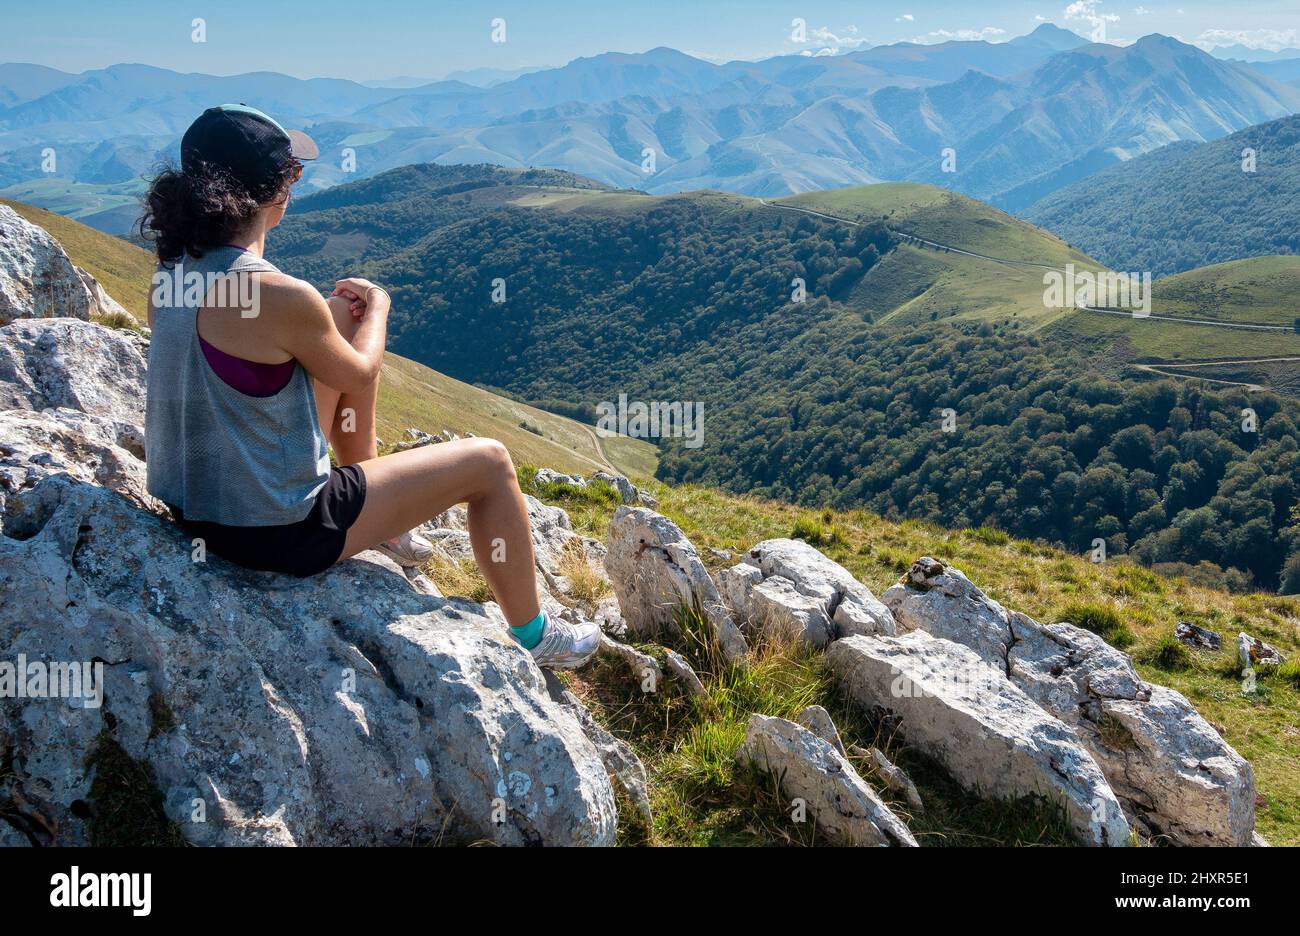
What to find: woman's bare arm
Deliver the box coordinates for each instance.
[265,275,389,394]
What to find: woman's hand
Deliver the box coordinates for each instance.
[332,278,390,320]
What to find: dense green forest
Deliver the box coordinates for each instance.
[274,163,614,284]
[271,165,1300,591]
[1021,114,1300,277]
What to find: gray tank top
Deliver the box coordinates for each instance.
[145,246,330,526]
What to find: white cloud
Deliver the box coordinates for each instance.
[1133,5,1151,14]
[914,26,1007,44]
[1195,28,1300,51]
[896,14,914,22]
[1065,1,1119,22]
[794,25,870,56]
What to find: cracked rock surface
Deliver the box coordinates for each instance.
[737,713,917,846]
[0,316,620,847]
[719,539,895,648]
[882,557,1255,847]
[605,506,747,661]
[828,631,1130,846]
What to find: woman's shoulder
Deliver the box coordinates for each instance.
[250,272,331,322]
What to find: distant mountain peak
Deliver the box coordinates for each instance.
[1009,22,1089,50]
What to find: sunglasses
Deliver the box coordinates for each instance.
[287,160,303,184]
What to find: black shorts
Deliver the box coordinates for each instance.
[172,465,368,577]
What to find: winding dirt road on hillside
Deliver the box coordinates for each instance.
[757,198,1293,333]
[757,197,1297,394]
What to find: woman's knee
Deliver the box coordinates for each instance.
[465,437,516,488]
[326,295,360,343]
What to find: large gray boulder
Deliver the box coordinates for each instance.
[717,561,836,647]
[0,475,617,847]
[0,317,620,847]
[828,632,1130,847]
[0,206,92,325]
[0,318,156,527]
[725,539,895,644]
[0,317,147,424]
[736,714,917,846]
[882,557,1255,847]
[605,507,747,662]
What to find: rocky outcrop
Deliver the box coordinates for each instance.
[881,557,1255,847]
[736,714,917,847]
[75,266,136,325]
[796,704,845,754]
[828,632,1130,847]
[0,318,155,525]
[1,475,616,846]
[719,539,894,647]
[0,206,133,326]
[605,507,747,662]
[0,314,629,847]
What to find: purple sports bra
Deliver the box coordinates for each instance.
[198,333,296,397]
[196,242,297,398]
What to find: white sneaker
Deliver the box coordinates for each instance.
[529,615,601,670]
[376,529,435,568]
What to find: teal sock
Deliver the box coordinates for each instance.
[510,611,546,650]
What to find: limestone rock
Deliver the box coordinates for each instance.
[796,704,846,754]
[0,206,92,325]
[0,317,147,424]
[591,470,638,505]
[718,561,834,647]
[1238,632,1284,670]
[739,539,895,640]
[605,507,747,662]
[0,475,617,847]
[75,266,136,324]
[737,714,917,846]
[828,632,1130,846]
[534,467,584,487]
[882,557,1255,847]
[662,649,709,700]
[867,746,923,812]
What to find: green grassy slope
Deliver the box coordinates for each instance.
[774,185,1300,388]
[509,474,1300,846]
[2,196,155,320]
[377,353,656,479]
[1151,256,1300,327]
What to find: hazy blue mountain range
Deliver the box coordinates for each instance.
[3,24,1297,229]
[1021,113,1300,276]
[1210,44,1300,63]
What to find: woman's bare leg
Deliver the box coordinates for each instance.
[314,295,379,463]
[340,438,541,626]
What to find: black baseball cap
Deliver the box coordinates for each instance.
[181,104,318,188]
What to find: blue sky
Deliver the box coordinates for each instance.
[2,0,1299,80]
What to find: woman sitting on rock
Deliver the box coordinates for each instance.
[139,104,599,668]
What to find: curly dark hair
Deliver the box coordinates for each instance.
[137,157,299,264]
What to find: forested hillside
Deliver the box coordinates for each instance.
[1021,114,1300,276]
[271,166,1300,592]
